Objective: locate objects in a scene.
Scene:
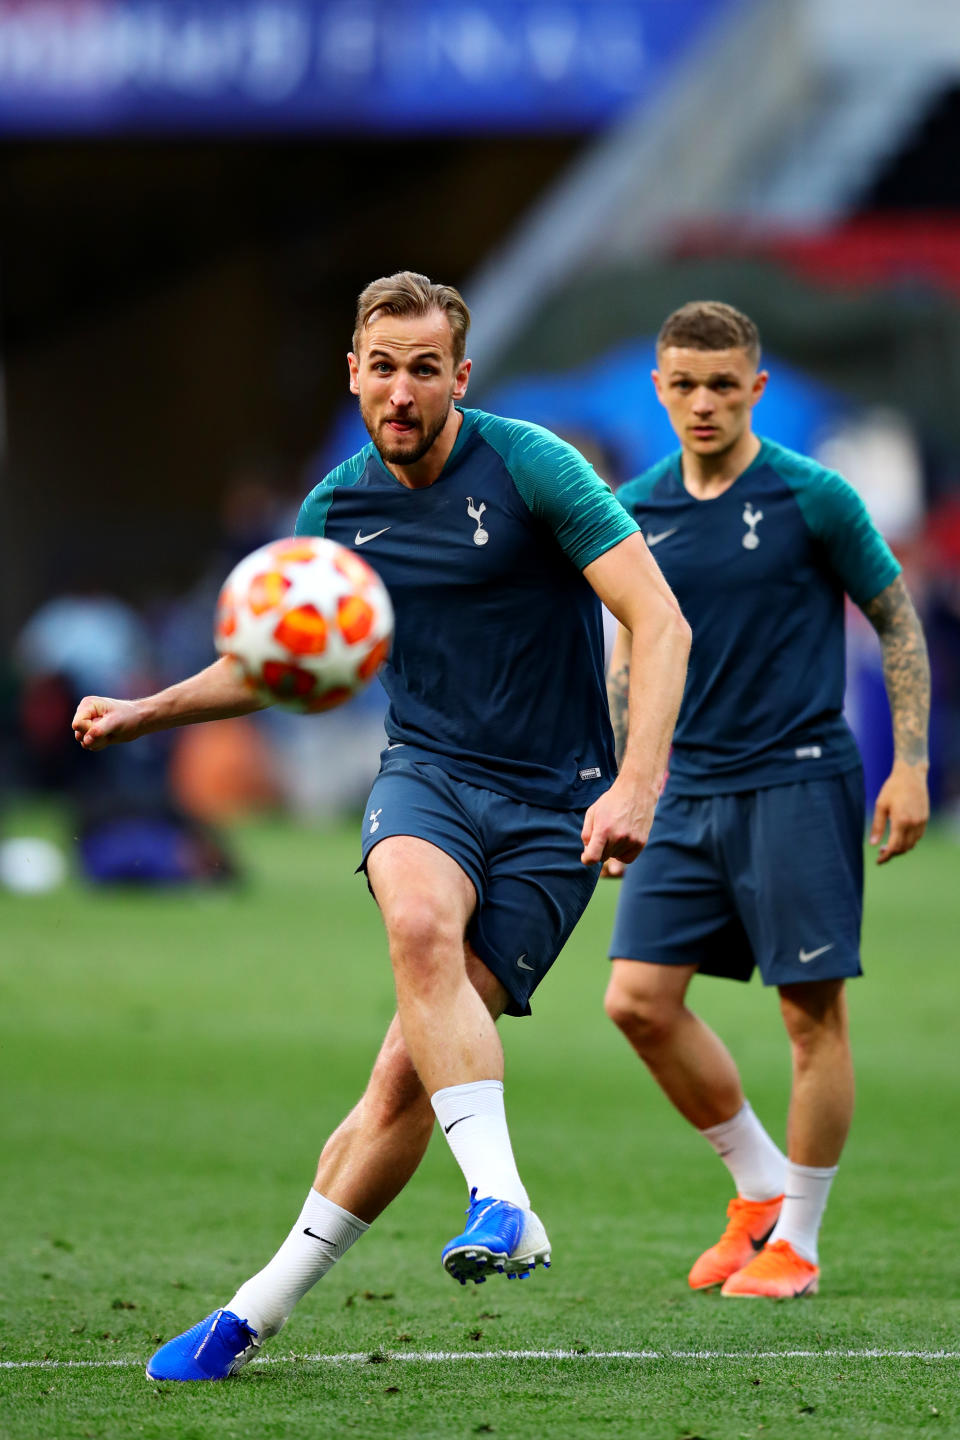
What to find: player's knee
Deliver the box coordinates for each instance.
[385,897,463,975]
[779,982,848,1058]
[604,974,677,1049]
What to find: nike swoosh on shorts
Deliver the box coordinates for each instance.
[798,943,834,963]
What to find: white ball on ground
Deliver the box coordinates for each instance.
[0,837,68,893]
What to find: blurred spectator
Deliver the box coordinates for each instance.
[9,576,245,885]
[921,494,960,820]
[816,409,932,814]
[16,591,153,700]
[815,408,925,546]
[168,717,283,823]
[13,584,160,796]
[74,791,237,887]
[262,679,389,822]
[153,457,296,685]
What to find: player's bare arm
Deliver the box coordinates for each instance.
[600,623,632,879]
[72,655,265,751]
[581,532,691,866]
[606,622,631,769]
[860,574,931,864]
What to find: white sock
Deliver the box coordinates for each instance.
[768,1161,837,1264]
[700,1101,786,1201]
[431,1079,530,1209]
[226,1189,368,1339]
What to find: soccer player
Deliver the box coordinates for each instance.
[72,272,691,1379]
[603,301,930,1299]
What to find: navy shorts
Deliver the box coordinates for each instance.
[609,771,865,987]
[360,754,601,1017]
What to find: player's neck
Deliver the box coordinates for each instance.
[385,406,464,490]
[680,431,761,501]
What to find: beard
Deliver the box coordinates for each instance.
[361,395,453,467]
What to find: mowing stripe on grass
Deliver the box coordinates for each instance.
[4,1349,959,1371]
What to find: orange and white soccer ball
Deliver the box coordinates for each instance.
[214,536,394,713]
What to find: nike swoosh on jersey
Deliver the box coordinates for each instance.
[516,954,534,971]
[355,526,391,546]
[798,943,834,964]
[645,528,678,547]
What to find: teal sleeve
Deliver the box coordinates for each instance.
[613,476,648,520]
[476,414,638,569]
[615,456,677,520]
[791,469,901,607]
[294,488,330,537]
[295,450,370,537]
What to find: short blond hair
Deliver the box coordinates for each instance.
[657,301,761,367]
[353,271,471,365]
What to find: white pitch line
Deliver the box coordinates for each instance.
[3,1348,958,1372]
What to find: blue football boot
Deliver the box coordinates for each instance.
[442,1187,552,1285]
[146,1308,260,1381]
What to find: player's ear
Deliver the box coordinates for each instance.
[453,357,472,399]
[347,352,360,396]
[751,369,769,407]
[651,369,666,406]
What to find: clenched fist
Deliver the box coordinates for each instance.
[72,695,145,751]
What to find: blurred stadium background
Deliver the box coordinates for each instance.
[2,0,960,859]
[2,6,959,1434]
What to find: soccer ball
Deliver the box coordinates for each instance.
[214,536,394,712]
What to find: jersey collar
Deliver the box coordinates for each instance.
[369,405,476,490]
[674,435,771,501]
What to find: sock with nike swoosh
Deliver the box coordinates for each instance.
[701,1100,786,1201]
[766,1160,837,1264]
[226,1189,368,1339]
[431,1080,530,1209]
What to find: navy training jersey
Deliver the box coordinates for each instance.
[296,407,638,809]
[617,437,900,795]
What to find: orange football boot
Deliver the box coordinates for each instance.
[721,1238,819,1298]
[687,1194,783,1290]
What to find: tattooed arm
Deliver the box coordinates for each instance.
[607,621,632,770]
[860,574,931,863]
[598,622,634,879]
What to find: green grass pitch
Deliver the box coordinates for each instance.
[1,804,958,1438]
